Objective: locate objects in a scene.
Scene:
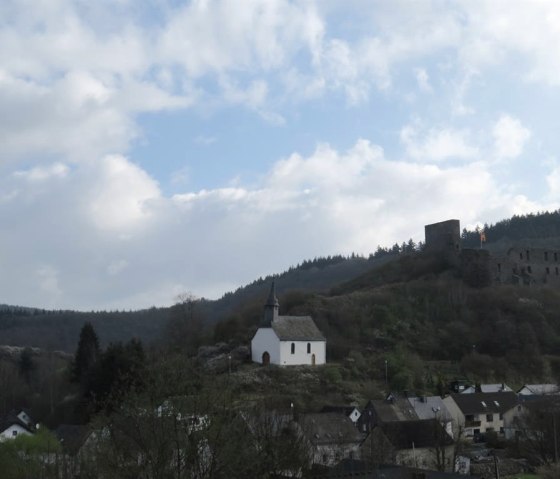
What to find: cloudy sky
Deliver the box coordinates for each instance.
[2,0,560,310]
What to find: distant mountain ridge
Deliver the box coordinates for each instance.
[5,209,560,352]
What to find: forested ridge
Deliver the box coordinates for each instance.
[4,210,560,356]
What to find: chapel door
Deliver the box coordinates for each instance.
[262,351,270,366]
[311,353,316,366]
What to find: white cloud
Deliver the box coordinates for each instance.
[88,155,161,233]
[401,124,479,162]
[107,260,128,276]
[492,115,531,160]
[415,68,432,93]
[0,139,547,310]
[13,163,69,182]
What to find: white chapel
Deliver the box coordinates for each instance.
[251,282,326,366]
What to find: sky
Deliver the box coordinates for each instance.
[2,0,560,310]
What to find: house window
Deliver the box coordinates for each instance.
[500,427,504,434]
[486,414,493,422]
[291,343,295,354]
[307,343,311,354]
[465,414,474,422]
[12,430,17,437]
[499,413,503,420]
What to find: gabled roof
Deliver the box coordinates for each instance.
[0,410,34,434]
[271,316,325,341]
[300,413,362,445]
[518,384,560,395]
[379,419,454,450]
[365,395,418,423]
[461,384,513,394]
[55,425,92,456]
[449,392,518,415]
[407,396,452,422]
[321,405,360,417]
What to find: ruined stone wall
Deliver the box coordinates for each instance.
[493,246,560,286]
[423,219,560,288]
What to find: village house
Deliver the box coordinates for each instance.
[0,409,35,441]
[361,419,455,472]
[298,413,363,466]
[359,393,418,434]
[55,425,100,477]
[251,282,326,366]
[407,396,454,438]
[443,392,518,439]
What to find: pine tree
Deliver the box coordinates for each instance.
[72,322,100,388]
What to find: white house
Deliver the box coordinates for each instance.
[251,283,326,366]
[0,410,35,441]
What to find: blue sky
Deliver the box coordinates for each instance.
[2,0,560,309]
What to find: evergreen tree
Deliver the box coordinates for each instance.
[72,322,100,388]
[18,347,35,385]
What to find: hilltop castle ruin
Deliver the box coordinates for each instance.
[424,219,560,287]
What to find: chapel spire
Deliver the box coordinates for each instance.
[262,281,279,327]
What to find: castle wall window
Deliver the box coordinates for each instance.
[545,252,549,261]
[291,343,295,354]
[555,252,558,262]
[307,343,311,354]
[520,252,523,260]
[497,263,501,273]
[528,266,532,273]
[556,267,559,276]
[547,267,550,274]
[527,250,530,260]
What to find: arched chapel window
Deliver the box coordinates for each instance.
[307,343,311,354]
[291,343,295,354]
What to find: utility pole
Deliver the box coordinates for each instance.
[554,413,558,463]
[384,359,388,387]
[493,454,500,479]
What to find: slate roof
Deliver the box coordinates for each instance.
[380,419,454,450]
[0,410,34,434]
[365,395,418,423]
[55,425,92,456]
[407,396,453,422]
[461,383,513,394]
[300,413,363,445]
[449,392,518,415]
[272,316,325,341]
[518,384,560,395]
[321,406,360,417]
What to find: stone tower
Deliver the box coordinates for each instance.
[424,219,461,255]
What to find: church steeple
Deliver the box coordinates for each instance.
[261,281,279,327]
